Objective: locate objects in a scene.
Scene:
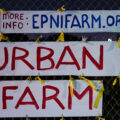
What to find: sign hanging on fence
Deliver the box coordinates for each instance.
[0,41,120,76]
[0,10,120,33]
[0,80,103,117]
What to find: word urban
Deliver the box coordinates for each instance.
[0,45,103,71]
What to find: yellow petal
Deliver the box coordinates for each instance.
[98,80,102,84]
[60,114,65,120]
[69,76,74,97]
[26,76,32,81]
[98,118,105,120]
[78,76,96,90]
[117,37,120,48]
[117,76,120,86]
[56,31,65,42]
[0,32,10,42]
[0,9,7,14]
[69,75,74,80]
[35,35,43,44]
[94,86,104,108]
[37,77,45,84]
[112,78,117,86]
[35,73,45,84]
[57,5,65,12]
[0,33,2,41]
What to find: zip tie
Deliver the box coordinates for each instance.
[35,73,45,84]
[56,31,65,42]
[94,86,104,108]
[35,35,43,44]
[57,5,65,12]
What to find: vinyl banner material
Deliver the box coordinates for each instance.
[1,10,120,33]
[0,41,120,76]
[0,80,103,117]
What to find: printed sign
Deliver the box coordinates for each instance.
[0,41,120,76]
[0,10,120,33]
[0,80,103,117]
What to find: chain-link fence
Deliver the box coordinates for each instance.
[0,0,120,120]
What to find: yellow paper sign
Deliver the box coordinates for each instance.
[56,31,65,42]
[35,73,45,84]
[35,35,43,44]
[57,5,65,12]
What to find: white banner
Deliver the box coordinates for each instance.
[0,10,120,33]
[0,41,120,76]
[0,80,103,117]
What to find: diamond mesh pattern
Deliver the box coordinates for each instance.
[0,0,120,120]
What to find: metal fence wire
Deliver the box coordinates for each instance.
[0,0,120,120]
